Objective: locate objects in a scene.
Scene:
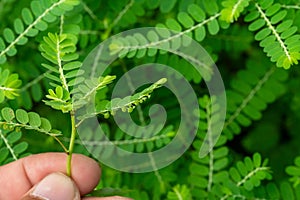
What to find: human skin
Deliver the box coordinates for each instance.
[0,153,131,200]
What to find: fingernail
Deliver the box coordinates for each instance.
[30,173,80,200]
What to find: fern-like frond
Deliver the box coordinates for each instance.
[0,107,61,137]
[72,75,116,108]
[0,0,80,64]
[76,78,167,125]
[188,96,229,199]
[167,184,192,200]
[39,32,81,91]
[220,153,272,199]
[0,68,22,103]
[163,2,222,41]
[44,75,116,113]
[109,3,223,61]
[223,57,288,140]
[220,0,251,23]
[189,135,229,199]
[44,86,72,113]
[76,124,174,156]
[245,0,300,69]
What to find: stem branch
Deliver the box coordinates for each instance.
[67,111,76,177]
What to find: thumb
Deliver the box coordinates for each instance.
[21,172,80,200]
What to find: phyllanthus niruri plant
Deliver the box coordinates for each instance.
[1,0,300,199]
[0,0,168,183]
[0,29,167,177]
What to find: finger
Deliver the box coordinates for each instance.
[21,172,80,200]
[0,152,101,200]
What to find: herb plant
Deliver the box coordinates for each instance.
[1,0,300,199]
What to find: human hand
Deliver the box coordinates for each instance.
[0,152,132,200]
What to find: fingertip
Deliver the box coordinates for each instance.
[71,154,101,194]
[23,153,101,195]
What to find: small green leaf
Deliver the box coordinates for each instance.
[156,24,171,38]
[245,11,259,22]
[281,27,297,40]
[286,166,300,176]
[35,20,48,31]
[253,153,262,167]
[1,107,15,122]
[40,118,52,132]
[177,12,194,28]
[50,6,65,16]
[244,157,254,171]
[14,18,25,34]
[166,18,182,32]
[266,183,280,199]
[55,86,64,99]
[207,19,219,35]
[3,28,15,43]
[65,69,84,78]
[16,109,29,124]
[41,64,59,73]
[159,0,176,13]
[230,167,241,183]
[147,30,159,42]
[249,19,265,31]
[188,4,205,22]
[58,3,74,11]
[22,8,34,25]
[0,69,9,85]
[28,112,41,127]
[237,161,248,176]
[6,132,22,144]
[43,12,57,23]
[16,37,28,45]
[295,157,300,166]
[0,54,7,64]
[63,61,82,70]
[31,0,43,17]
[0,37,6,51]
[25,28,39,37]
[280,182,295,200]
[61,53,79,62]
[270,10,287,24]
[0,148,9,163]
[13,141,28,154]
[265,3,281,16]
[255,28,271,41]
[195,26,206,42]
[202,0,219,15]
[276,20,293,33]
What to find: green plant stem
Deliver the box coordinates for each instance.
[67,111,76,177]
[53,136,69,153]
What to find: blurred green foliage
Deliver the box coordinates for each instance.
[1,0,300,199]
